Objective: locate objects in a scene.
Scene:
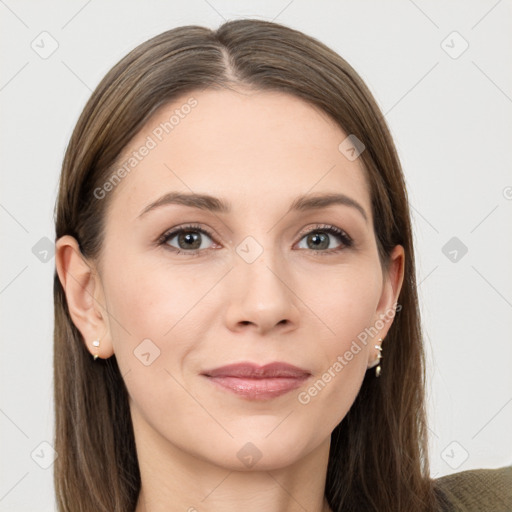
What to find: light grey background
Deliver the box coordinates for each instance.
[1,1,511,510]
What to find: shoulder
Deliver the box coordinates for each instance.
[433,466,512,512]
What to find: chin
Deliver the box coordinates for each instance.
[197,430,318,472]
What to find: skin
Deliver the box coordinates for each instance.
[56,88,404,512]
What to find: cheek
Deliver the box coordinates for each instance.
[103,253,225,372]
[105,254,207,331]
[300,260,381,343]
[297,292,375,434]
[101,257,207,428]
[289,264,380,425]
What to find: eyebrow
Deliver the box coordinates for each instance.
[137,191,368,223]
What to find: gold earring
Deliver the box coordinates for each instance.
[92,338,100,360]
[375,338,383,377]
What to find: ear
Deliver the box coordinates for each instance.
[55,235,114,360]
[367,244,405,368]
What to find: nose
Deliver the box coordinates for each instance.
[224,254,301,335]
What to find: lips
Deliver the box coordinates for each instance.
[201,362,311,400]
[201,361,311,379]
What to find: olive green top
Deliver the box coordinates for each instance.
[434,466,512,511]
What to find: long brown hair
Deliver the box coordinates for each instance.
[54,19,442,511]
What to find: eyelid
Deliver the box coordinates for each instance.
[295,223,352,243]
[294,223,353,252]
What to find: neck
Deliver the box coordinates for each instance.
[132,413,333,512]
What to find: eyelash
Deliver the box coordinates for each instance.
[157,223,354,257]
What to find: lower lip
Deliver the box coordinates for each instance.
[204,375,310,400]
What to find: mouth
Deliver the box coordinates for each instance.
[200,361,311,401]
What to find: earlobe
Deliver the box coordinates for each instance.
[55,235,114,359]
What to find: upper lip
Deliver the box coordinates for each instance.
[201,362,311,379]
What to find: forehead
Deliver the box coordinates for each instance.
[106,88,371,222]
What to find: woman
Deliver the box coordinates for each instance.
[53,19,511,512]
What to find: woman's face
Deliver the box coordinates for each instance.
[72,88,403,470]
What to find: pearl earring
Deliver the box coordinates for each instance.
[92,338,100,360]
[375,338,383,377]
